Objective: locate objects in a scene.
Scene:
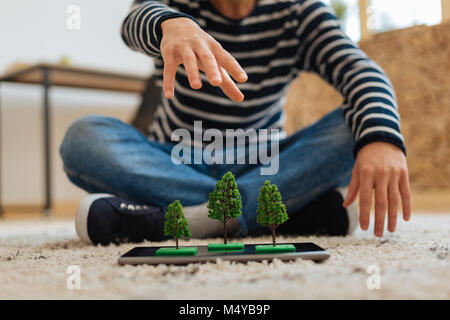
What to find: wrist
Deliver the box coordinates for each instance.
[156,12,198,47]
[161,17,198,34]
[353,134,406,158]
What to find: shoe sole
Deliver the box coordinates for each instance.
[75,193,114,244]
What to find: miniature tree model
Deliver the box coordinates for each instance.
[156,200,198,256]
[207,171,243,250]
[255,181,294,254]
[164,200,191,249]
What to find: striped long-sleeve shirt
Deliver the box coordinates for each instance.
[121,0,406,156]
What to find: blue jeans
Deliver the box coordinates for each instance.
[60,107,355,234]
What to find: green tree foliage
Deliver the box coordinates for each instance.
[256,181,289,246]
[164,200,191,249]
[207,171,242,244]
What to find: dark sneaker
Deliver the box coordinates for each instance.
[75,194,166,245]
[276,188,359,237]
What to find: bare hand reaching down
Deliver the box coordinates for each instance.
[343,142,412,237]
[160,17,248,102]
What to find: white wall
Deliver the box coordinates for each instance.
[0,0,154,206]
[0,0,152,75]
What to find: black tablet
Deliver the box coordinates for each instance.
[118,242,329,265]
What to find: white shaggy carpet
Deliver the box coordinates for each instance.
[0,214,449,300]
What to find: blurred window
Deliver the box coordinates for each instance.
[323,0,361,41]
[368,0,442,33]
[323,0,443,42]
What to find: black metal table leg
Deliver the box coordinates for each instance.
[0,82,3,218]
[42,68,52,217]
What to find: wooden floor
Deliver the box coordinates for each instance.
[1,189,449,220]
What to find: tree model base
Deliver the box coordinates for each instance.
[156,247,199,256]
[207,243,244,252]
[255,244,296,254]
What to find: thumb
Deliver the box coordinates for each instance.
[343,167,359,207]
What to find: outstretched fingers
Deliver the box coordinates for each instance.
[343,166,359,207]
[387,179,400,232]
[159,18,247,101]
[181,48,202,89]
[399,171,412,221]
[358,167,374,231]
[196,46,222,86]
[219,67,244,102]
[374,176,388,237]
[213,43,248,83]
[163,55,179,99]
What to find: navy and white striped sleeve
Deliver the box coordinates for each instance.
[296,0,406,156]
[121,0,197,57]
